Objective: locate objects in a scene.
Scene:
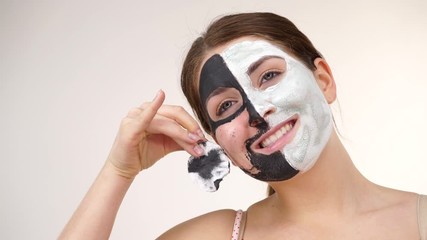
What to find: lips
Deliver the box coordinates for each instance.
[252,114,299,155]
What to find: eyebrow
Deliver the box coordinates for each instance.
[246,55,284,75]
[206,87,229,102]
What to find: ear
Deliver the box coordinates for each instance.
[313,58,336,104]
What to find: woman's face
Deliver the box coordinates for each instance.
[198,38,333,181]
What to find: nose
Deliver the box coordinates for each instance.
[248,107,273,129]
[247,103,276,128]
[249,105,275,128]
[258,104,276,119]
[249,118,264,127]
[261,106,276,118]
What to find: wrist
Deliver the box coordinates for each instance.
[104,160,138,181]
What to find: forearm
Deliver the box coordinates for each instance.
[59,161,134,239]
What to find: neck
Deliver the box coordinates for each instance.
[268,131,375,219]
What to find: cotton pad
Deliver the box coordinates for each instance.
[188,141,230,192]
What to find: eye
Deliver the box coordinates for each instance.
[206,87,243,121]
[260,71,281,85]
[216,100,236,116]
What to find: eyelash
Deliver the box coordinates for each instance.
[216,100,236,116]
[260,70,282,86]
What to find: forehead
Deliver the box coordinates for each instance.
[202,38,290,70]
[220,40,288,69]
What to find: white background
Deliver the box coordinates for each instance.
[1,0,426,239]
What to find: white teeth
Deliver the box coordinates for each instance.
[262,138,272,148]
[274,130,282,139]
[261,122,294,148]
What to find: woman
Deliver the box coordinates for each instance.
[60,12,427,239]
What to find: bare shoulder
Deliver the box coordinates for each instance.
[382,189,419,210]
[157,209,237,240]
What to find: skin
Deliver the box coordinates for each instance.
[59,37,421,239]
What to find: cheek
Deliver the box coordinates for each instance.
[214,110,252,149]
[215,123,242,151]
[262,73,311,110]
[215,125,242,167]
[271,83,305,107]
[214,111,256,169]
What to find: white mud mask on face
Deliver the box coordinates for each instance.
[197,40,333,183]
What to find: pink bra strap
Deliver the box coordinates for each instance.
[231,210,244,240]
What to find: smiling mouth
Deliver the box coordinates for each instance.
[252,114,299,154]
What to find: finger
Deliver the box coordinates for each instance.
[158,105,205,137]
[178,138,205,157]
[140,103,205,139]
[147,134,203,157]
[146,115,205,156]
[146,114,202,144]
[166,135,204,157]
[137,90,166,129]
[126,108,143,118]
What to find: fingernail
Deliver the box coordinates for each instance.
[188,132,200,141]
[193,145,205,156]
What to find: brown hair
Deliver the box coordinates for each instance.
[180,12,324,196]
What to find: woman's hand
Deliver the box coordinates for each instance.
[59,90,205,239]
[107,90,206,179]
